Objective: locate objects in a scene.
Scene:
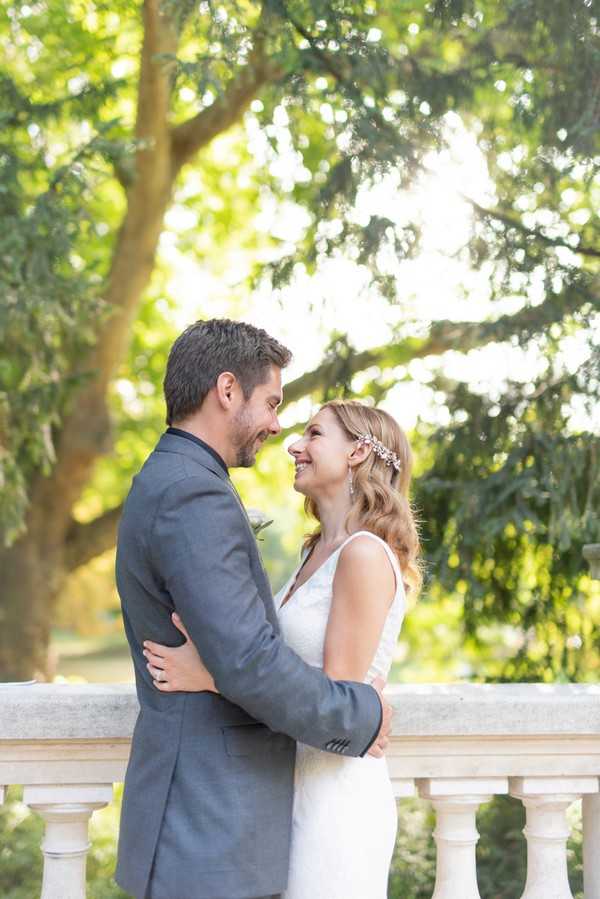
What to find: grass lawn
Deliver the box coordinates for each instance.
[51,630,134,683]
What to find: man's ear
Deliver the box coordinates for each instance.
[215,371,239,410]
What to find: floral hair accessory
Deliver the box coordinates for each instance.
[357,433,402,472]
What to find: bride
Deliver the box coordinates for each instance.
[143,398,422,898]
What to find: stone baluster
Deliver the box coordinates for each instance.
[417,777,508,899]
[24,783,113,899]
[583,793,600,899]
[583,544,600,579]
[510,776,598,899]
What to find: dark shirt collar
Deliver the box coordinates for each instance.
[166,427,229,476]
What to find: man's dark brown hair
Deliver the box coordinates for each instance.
[163,318,292,425]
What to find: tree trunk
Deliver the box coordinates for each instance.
[0,526,66,681]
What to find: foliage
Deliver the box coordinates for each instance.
[416,347,600,681]
[0,132,109,544]
[0,0,141,542]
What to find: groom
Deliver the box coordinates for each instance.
[115,319,392,899]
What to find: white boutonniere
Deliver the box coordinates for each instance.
[246,508,274,540]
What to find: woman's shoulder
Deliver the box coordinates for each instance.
[341,530,395,557]
[337,531,399,577]
[333,532,398,606]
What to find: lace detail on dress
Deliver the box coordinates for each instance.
[275,530,405,683]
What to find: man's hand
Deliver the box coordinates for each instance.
[367,676,392,758]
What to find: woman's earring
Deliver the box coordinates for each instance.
[348,468,355,498]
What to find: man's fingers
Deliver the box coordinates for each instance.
[367,744,384,758]
[370,676,392,756]
[372,675,386,694]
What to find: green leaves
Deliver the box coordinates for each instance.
[0,120,116,544]
[416,355,600,680]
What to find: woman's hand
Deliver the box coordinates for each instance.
[143,613,219,694]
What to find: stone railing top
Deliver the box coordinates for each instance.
[388,682,600,736]
[2,682,600,742]
[0,683,137,741]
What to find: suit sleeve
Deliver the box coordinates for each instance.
[150,475,382,757]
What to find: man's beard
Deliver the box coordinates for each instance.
[232,405,268,467]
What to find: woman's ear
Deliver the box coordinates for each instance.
[348,440,371,468]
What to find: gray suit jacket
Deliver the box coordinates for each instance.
[115,432,382,899]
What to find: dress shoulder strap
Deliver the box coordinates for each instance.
[336,530,403,595]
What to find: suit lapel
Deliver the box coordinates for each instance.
[226,480,280,632]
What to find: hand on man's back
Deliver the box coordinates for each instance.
[367,676,392,758]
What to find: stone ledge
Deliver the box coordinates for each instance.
[0,683,137,741]
[2,682,600,742]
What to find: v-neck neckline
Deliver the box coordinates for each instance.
[278,536,351,611]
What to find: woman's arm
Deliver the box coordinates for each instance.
[143,613,219,693]
[324,536,396,682]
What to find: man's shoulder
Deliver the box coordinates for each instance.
[137,449,231,501]
[121,449,233,527]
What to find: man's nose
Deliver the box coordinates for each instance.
[270,415,282,436]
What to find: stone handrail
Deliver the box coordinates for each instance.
[2,682,600,898]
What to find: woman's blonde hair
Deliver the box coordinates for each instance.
[303,399,423,597]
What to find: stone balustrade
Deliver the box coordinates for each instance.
[2,682,600,898]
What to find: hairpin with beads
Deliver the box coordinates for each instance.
[357,433,402,472]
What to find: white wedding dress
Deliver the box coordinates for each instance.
[273,530,406,899]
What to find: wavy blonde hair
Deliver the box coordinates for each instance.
[303,399,423,597]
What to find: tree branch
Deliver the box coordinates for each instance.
[135,0,178,183]
[171,49,284,172]
[469,199,600,260]
[64,505,123,572]
[281,287,591,408]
